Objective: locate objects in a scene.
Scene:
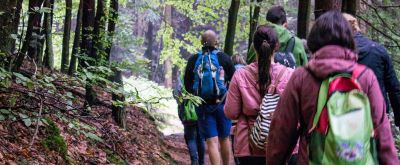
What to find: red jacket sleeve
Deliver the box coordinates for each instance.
[224,72,242,120]
[266,70,301,164]
[365,69,399,164]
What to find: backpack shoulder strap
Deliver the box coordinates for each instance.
[310,78,329,132]
[268,67,287,94]
[285,36,296,53]
[352,64,367,80]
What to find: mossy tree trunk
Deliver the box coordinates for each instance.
[61,0,73,73]
[224,0,240,56]
[90,0,106,64]
[68,0,83,75]
[248,0,263,51]
[43,0,54,70]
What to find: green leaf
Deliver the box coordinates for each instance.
[23,118,32,127]
[0,109,11,114]
[0,114,5,121]
[84,132,104,142]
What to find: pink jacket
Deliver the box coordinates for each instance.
[224,62,294,157]
[266,45,399,165]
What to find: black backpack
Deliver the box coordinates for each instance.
[274,37,296,69]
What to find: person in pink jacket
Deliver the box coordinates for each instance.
[224,25,294,165]
[266,11,399,165]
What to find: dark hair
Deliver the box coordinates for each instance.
[266,6,287,25]
[307,11,355,53]
[253,25,278,97]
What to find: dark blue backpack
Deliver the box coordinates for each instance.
[274,37,296,69]
[193,50,227,100]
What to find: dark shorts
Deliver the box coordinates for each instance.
[196,104,232,139]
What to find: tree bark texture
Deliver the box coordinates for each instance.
[90,0,106,65]
[342,0,359,16]
[144,22,156,80]
[61,0,73,73]
[106,0,119,61]
[224,0,240,56]
[297,0,311,39]
[164,5,173,88]
[68,0,83,75]
[248,0,263,51]
[315,0,342,19]
[0,0,23,56]
[111,69,126,129]
[43,0,54,70]
[14,0,45,71]
[79,0,95,68]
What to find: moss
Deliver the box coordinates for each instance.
[105,149,126,165]
[41,118,68,159]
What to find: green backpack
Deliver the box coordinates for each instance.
[181,99,198,122]
[309,64,378,165]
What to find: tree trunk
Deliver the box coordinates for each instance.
[43,0,54,70]
[68,0,83,75]
[61,0,72,73]
[106,0,118,60]
[224,0,240,56]
[79,0,95,68]
[248,0,263,51]
[144,22,156,80]
[315,0,342,19]
[14,0,45,71]
[0,0,22,56]
[297,0,311,39]
[90,0,106,64]
[164,5,173,88]
[342,0,358,16]
[107,0,125,128]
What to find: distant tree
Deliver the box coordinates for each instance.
[315,0,342,19]
[80,0,95,68]
[248,0,263,51]
[106,0,119,59]
[224,0,240,56]
[68,0,83,75]
[14,0,45,70]
[0,0,23,59]
[91,0,107,63]
[297,0,311,39]
[164,5,173,88]
[342,0,359,15]
[61,0,73,73]
[43,0,54,70]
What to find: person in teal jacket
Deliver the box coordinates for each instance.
[247,6,308,66]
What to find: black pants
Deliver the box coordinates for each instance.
[237,157,266,165]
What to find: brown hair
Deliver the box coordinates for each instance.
[307,11,355,53]
[253,25,279,97]
[231,54,246,66]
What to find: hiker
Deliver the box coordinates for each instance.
[246,6,308,67]
[266,11,399,164]
[224,25,293,165]
[173,74,205,165]
[343,13,400,129]
[183,30,236,165]
[232,54,246,70]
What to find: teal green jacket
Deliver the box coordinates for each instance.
[247,23,308,66]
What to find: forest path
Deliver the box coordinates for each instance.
[165,134,212,165]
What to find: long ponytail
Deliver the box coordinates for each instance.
[253,25,278,97]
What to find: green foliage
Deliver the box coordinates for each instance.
[42,118,68,158]
[105,149,127,165]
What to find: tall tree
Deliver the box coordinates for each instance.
[0,0,23,57]
[14,0,45,70]
[90,0,107,64]
[248,0,263,51]
[68,0,83,75]
[61,0,73,73]
[144,22,156,81]
[224,0,240,56]
[297,0,311,39]
[164,5,173,88]
[342,0,359,15]
[80,0,95,68]
[315,0,342,19]
[107,0,126,128]
[43,0,54,69]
